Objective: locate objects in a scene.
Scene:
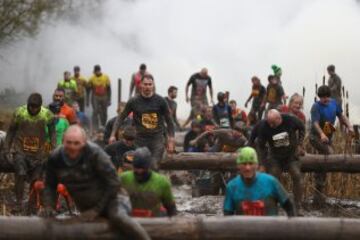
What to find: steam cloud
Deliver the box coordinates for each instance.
[1,0,360,120]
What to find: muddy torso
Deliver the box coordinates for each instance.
[12,106,53,157]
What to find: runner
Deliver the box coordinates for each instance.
[105,126,137,171]
[309,85,352,207]
[185,68,214,108]
[165,86,181,131]
[245,76,266,122]
[327,64,343,107]
[229,100,247,127]
[42,126,150,240]
[47,102,69,146]
[72,101,90,131]
[129,63,148,99]
[87,65,112,130]
[71,66,88,112]
[279,93,306,123]
[4,93,55,209]
[104,103,132,144]
[257,109,305,213]
[110,74,175,168]
[224,147,296,216]
[184,121,203,152]
[120,147,177,217]
[271,64,282,83]
[52,88,78,124]
[190,122,247,152]
[264,75,285,110]
[212,92,233,129]
[57,71,77,105]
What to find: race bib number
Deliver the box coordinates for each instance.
[220,118,230,128]
[241,200,265,216]
[94,86,106,96]
[272,132,290,147]
[23,136,40,153]
[132,208,153,217]
[141,113,158,129]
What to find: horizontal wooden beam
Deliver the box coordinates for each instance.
[0,216,359,240]
[159,153,360,173]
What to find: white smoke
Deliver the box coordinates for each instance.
[1,0,360,121]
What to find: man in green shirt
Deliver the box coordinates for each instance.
[47,102,69,146]
[58,71,77,105]
[120,147,176,217]
[4,93,55,207]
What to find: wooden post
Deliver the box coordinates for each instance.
[118,78,122,104]
[0,216,359,240]
[159,153,360,173]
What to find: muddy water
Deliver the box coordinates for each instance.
[172,184,360,218]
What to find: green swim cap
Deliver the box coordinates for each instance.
[236,147,258,164]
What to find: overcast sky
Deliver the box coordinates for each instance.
[1,0,360,121]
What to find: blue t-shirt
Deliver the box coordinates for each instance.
[223,172,289,216]
[310,99,342,136]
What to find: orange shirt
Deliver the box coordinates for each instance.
[59,103,77,124]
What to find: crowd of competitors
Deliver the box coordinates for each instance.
[0,62,355,238]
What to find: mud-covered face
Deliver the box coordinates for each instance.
[237,162,257,180]
[27,104,41,116]
[204,108,213,119]
[169,90,177,99]
[320,96,330,105]
[140,68,146,75]
[134,168,151,182]
[267,114,282,129]
[141,78,155,97]
[270,78,278,85]
[124,138,135,147]
[290,99,302,113]
[64,72,71,80]
[53,91,65,105]
[95,70,102,77]
[63,132,86,160]
[74,69,80,77]
[252,78,260,86]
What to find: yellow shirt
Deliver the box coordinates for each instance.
[88,74,110,96]
[71,75,88,98]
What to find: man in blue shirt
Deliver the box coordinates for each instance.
[224,147,295,216]
[310,85,352,207]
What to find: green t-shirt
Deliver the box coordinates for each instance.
[46,117,69,146]
[120,171,174,217]
[11,105,54,154]
[58,79,77,104]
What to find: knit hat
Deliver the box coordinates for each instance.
[133,147,152,168]
[122,126,136,140]
[236,147,258,164]
[271,65,282,77]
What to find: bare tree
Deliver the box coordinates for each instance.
[0,0,72,46]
